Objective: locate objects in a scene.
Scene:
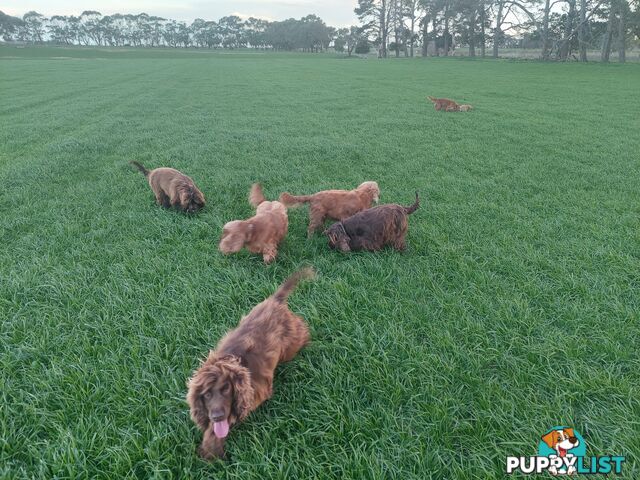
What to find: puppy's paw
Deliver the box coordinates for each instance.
[198,444,226,461]
[263,254,276,264]
[198,444,213,460]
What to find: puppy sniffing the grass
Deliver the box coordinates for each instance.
[427,96,459,111]
[279,181,379,237]
[325,192,419,252]
[427,96,472,112]
[219,183,288,263]
[187,267,315,460]
[130,161,205,213]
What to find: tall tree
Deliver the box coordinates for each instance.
[391,0,403,56]
[443,0,451,55]
[455,0,481,56]
[48,15,76,44]
[617,0,627,62]
[23,11,46,43]
[601,0,615,60]
[356,0,393,57]
[558,0,577,59]
[479,0,488,56]
[420,15,430,56]
[418,0,434,56]
[491,0,538,58]
[578,0,588,60]
[245,17,269,49]
[403,0,423,56]
[541,0,556,59]
[80,11,103,45]
[336,25,365,55]
[0,11,25,41]
[218,16,243,48]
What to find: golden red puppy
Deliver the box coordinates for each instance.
[279,181,379,237]
[219,183,288,263]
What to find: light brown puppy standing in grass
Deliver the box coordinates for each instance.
[130,161,205,213]
[219,183,288,263]
[186,267,315,460]
[279,181,379,237]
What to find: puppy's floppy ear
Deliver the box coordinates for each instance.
[338,240,351,252]
[541,430,558,449]
[216,355,254,421]
[186,373,211,430]
[195,190,206,207]
[179,187,191,207]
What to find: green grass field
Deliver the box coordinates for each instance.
[1,46,639,479]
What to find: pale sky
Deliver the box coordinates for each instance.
[2,0,360,27]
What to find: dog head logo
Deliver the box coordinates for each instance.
[541,428,581,457]
[538,426,586,475]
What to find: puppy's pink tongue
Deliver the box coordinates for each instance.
[213,420,229,439]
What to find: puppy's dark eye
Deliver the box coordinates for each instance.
[221,383,230,393]
[203,391,212,399]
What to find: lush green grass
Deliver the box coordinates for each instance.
[1,45,639,479]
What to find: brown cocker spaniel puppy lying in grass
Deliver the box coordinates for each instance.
[325,193,419,252]
[130,161,205,213]
[186,267,315,460]
[219,183,288,263]
[279,181,379,237]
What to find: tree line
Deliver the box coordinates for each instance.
[356,0,638,61]
[0,11,334,52]
[0,3,637,61]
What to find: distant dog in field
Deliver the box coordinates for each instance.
[427,96,471,112]
[130,161,205,213]
[279,181,379,237]
[187,267,314,460]
[219,183,288,263]
[324,193,419,252]
[427,96,459,111]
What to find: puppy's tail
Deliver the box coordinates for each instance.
[129,161,149,176]
[427,96,436,103]
[279,192,313,207]
[404,192,420,215]
[273,267,316,303]
[249,183,266,207]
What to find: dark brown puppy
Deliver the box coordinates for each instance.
[279,181,379,237]
[186,268,315,460]
[324,193,419,252]
[130,161,205,213]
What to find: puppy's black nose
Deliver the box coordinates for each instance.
[211,411,225,422]
[569,436,578,444]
